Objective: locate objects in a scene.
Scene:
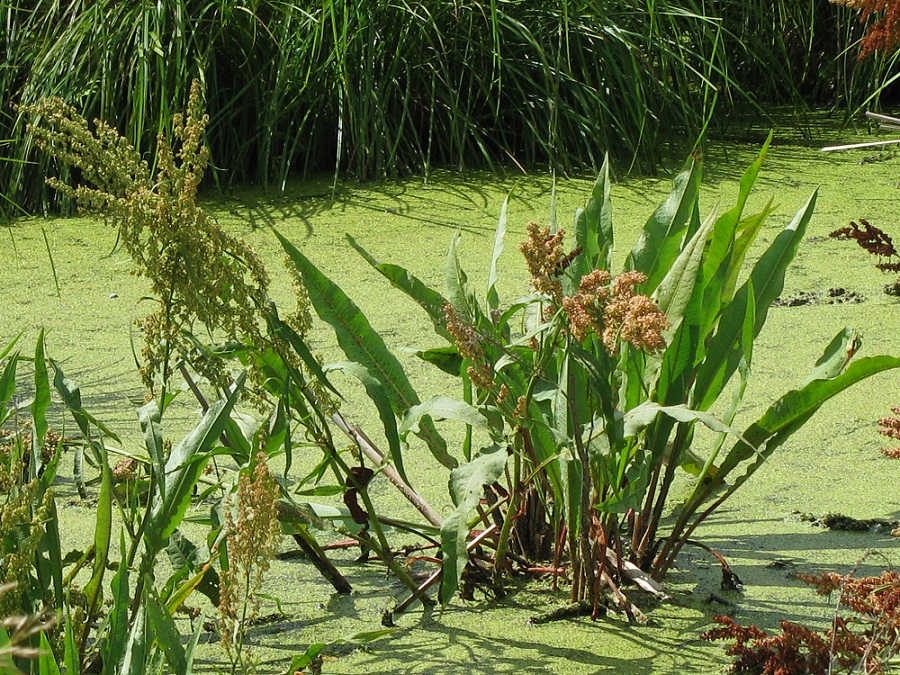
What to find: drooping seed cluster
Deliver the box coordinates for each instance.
[519,222,667,354]
[26,81,314,402]
[549,262,668,356]
[218,453,281,652]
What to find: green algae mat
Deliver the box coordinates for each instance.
[4,123,900,674]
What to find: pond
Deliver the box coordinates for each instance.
[3,116,900,673]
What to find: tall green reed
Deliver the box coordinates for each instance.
[5,0,869,219]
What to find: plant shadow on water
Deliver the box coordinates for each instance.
[681,513,900,624]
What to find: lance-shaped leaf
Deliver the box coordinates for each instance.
[571,153,614,284]
[487,193,508,311]
[147,592,187,675]
[119,593,148,675]
[347,234,452,342]
[82,437,112,626]
[626,155,702,293]
[102,530,130,671]
[415,345,463,376]
[623,402,753,448]
[694,190,816,412]
[31,330,50,471]
[0,349,18,427]
[440,444,507,604]
[700,134,772,319]
[138,400,165,499]
[400,396,491,437]
[275,228,454,468]
[694,350,900,514]
[51,361,121,443]
[146,373,245,552]
[39,631,61,675]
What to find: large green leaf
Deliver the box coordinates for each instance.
[276,228,454,468]
[623,402,751,446]
[747,190,817,336]
[39,496,64,612]
[0,626,13,674]
[82,435,112,625]
[51,361,121,443]
[400,396,491,437]
[487,193,508,311]
[118,593,148,675]
[440,444,507,604]
[31,330,50,472]
[691,281,756,412]
[346,234,451,341]
[146,373,244,551]
[691,189,816,413]
[0,350,18,427]
[326,360,407,484]
[138,401,165,498]
[39,631,61,675]
[146,593,187,675]
[701,351,900,510]
[102,530,130,672]
[446,230,475,321]
[277,229,413,413]
[63,609,81,675]
[165,529,220,608]
[626,155,702,292]
[641,211,717,406]
[572,153,613,279]
[699,137,770,322]
[415,345,463,376]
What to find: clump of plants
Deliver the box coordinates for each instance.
[303,133,900,617]
[703,568,900,673]
[26,81,282,399]
[17,83,414,673]
[16,77,900,675]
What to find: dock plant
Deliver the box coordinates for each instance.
[308,135,900,614]
[23,81,433,669]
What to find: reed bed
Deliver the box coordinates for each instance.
[0,0,895,217]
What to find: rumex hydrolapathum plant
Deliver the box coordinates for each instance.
[877,406,900,458]
[831,0,900,58]
[830,219,900,294]
[330,134,900,614]
[26,78,436,624]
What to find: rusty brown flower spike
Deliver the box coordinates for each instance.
[877,406,900,458]
[830,219,898,258]
[561,268,669,354]
[520,221,567,301]
[831,0,900,58]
